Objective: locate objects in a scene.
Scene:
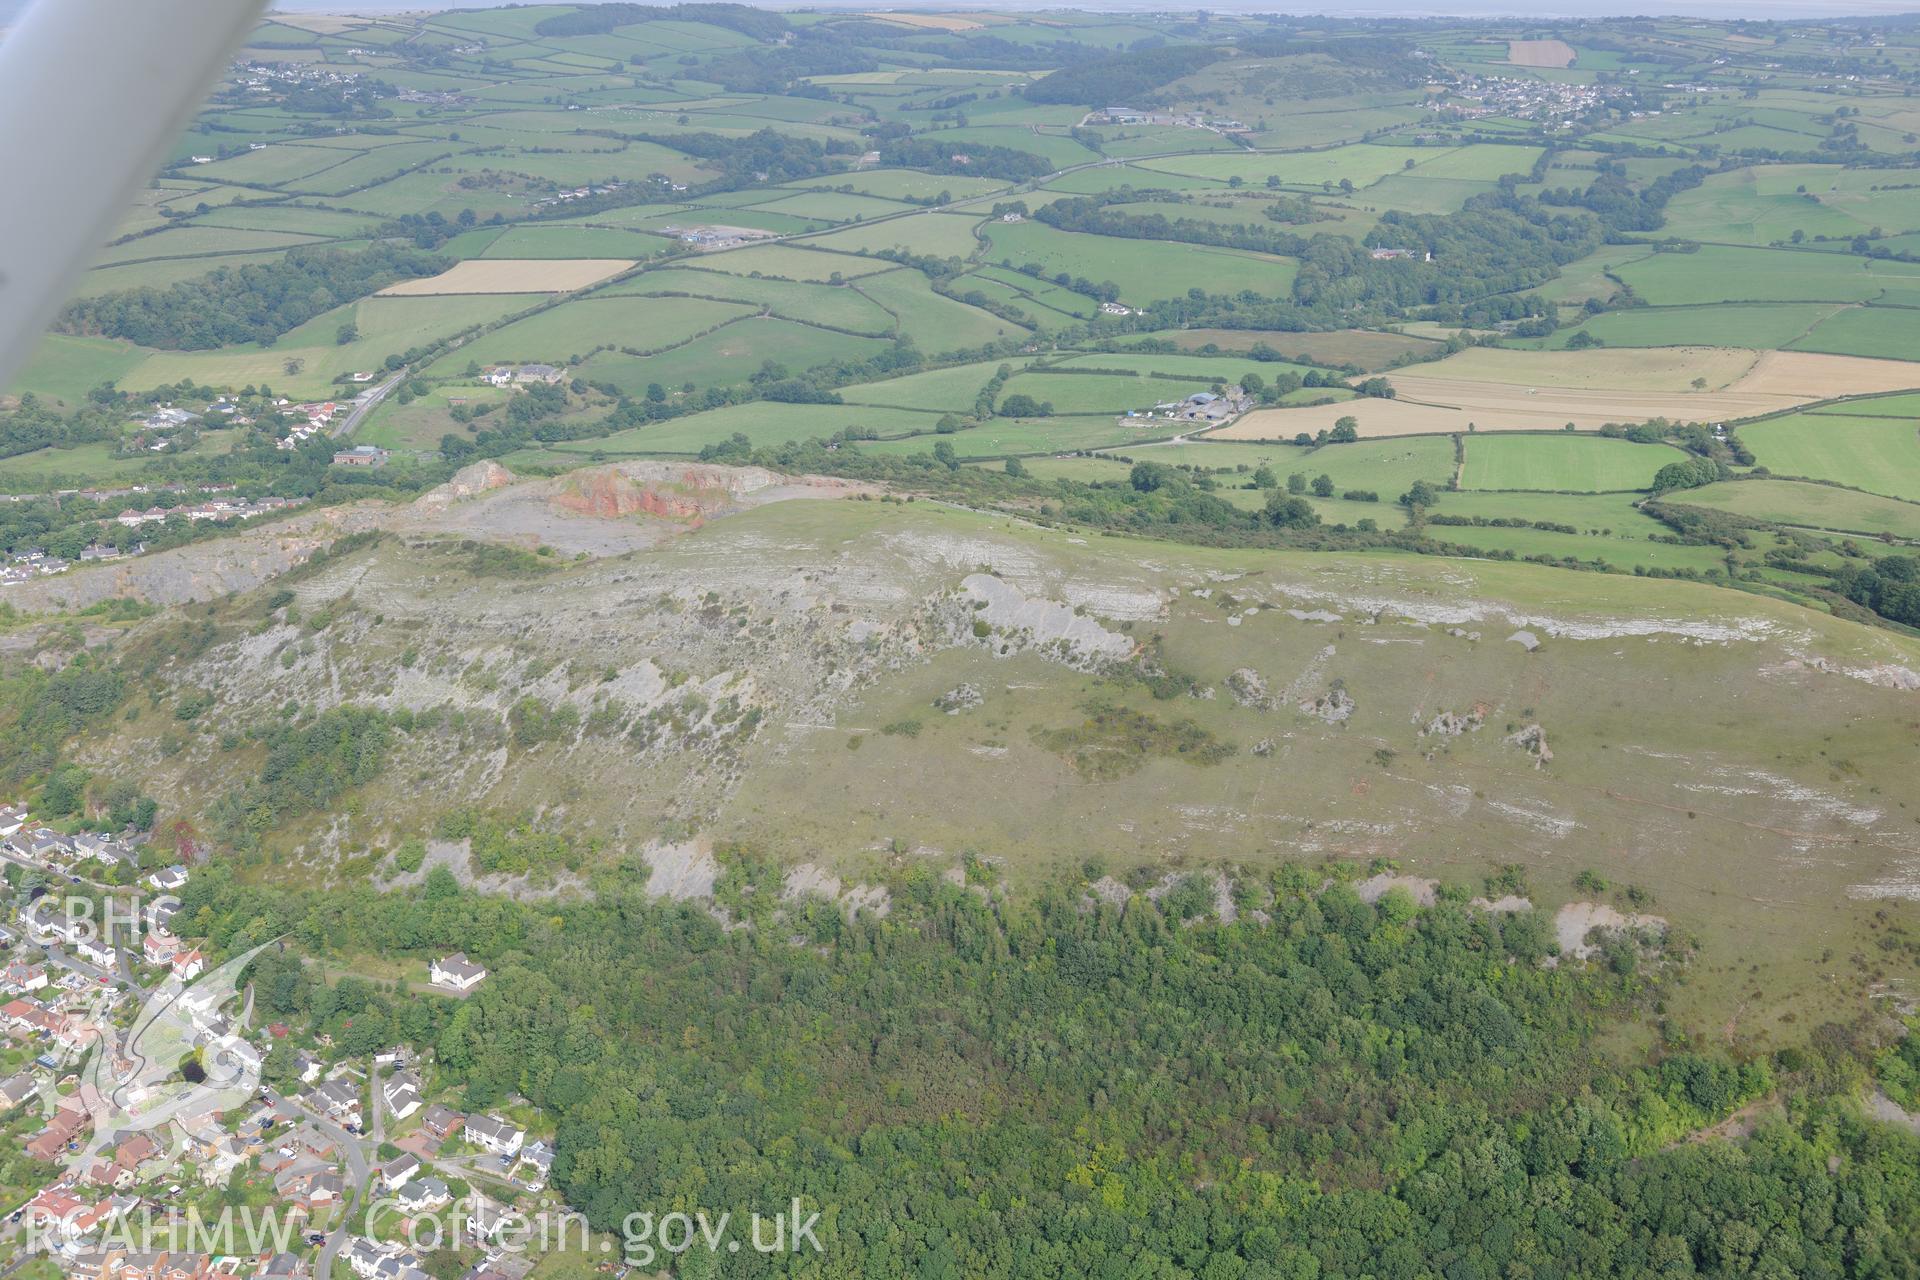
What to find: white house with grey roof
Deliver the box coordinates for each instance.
[429,953,487,992]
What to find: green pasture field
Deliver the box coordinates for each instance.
[1739,411,1920,500]
[191,205,382,238]
[968,267,1097,320]
[1247,101,1426,150]
[1612,245,1920,305]
[582,316,891,393]
[839,361,1020,411]
[1088,436,1451,500]
[977,454,1132,486]
[286,141,457,195]
[1050,352,1318,386]
[11,336,152,404]
[1656,170,1894,246]
[1270,435,1457,497]
[1093,128,1243,158]
[96,226,328,265]
[1131,142,1438,189]
[994,372,1171,415]
[851,269,1023,351]
[538,202,695,230]
[1038,166,1231,196]
[697,244,894,281]
[1142,327,1440,370]
[921,126,1099,169]
[1435,489,1669,536]
[69,250,296,298]
[1678,478,1920,539]
[789,170,1010,201]
[1419,516,1731,573]
[422,5,571,38]
[1398,144,1544,181]
[981,221,1296,305]
[445,296,755,368]
[747,191,919,222]
[548,400,948,455]
[605,268,895,335]
[1786,303,1920,361]
[182,145,355,186]
[124,293,531,397]
[801,210,987,259]
[1460,433,1691,492]
[325,170,528,222]
[1101,197,1305,230]
[446,142,711,187]
[1531,244,1655,306]
[1545,303,1841,351]
[474,225,665,260]
[1346,175,1499,215]
[357,384,513,452]
[0,432,240,494]
[1098,439,1308,472]
[856,415,1161,458]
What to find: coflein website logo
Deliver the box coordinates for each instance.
[33,931,273,1184]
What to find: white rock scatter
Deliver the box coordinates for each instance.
[961,573,1134,665]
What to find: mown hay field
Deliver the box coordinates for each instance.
[1508,39,1576,67]
[379,258,636,295]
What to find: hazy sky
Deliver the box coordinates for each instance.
[265,0,1920,15]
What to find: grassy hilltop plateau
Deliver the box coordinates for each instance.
[5,6,1920,1278]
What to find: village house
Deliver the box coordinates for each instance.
[0,1070,39,1109]
[24,1186,116,1240]
[85,1248,213,1280]
[462,1113,524,1158]
[429,953,487,992]
[380,1152,421,1190]
[516,1139,553,1190]
[148,865,189,893]
[84,1133,158,1189]
[171,949,206,982]
[74,936,118,970]
[144,898,180,938]
[394,1176,451,1216]
[309,1077,361,1124]
[256,1254,310,1280]
[420,1104,464,1142]
[6,995,69,1040]
[0,803,28,837]
[332,445,389,469]
[27,1097,91,1160]
[382,1072,422,1121]
[7,959,49,991]
[296,1172,343,1213]
[194,1131,251,1185]
[464,1196,510,1246]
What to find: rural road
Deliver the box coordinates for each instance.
[269,1083,374,1280]
[335,372,404,440]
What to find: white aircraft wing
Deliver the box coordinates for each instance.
[0,0,267,389]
